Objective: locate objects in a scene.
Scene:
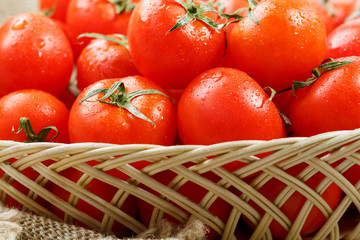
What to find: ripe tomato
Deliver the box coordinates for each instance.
[289,56,360,137]
[0,12,74,98]
[0,89,70,143]
[51,160,137,237]
[77,34,138,91]
[69,77,176,145]
[39,0,71,22]
[66,0,139,58]
[137,162,233,240]
[227,0,327,91]
[127,0,226,89]
[244,162,342,238]
[0,89,69,209]
[177,67,285,145]
[327,17,360,58]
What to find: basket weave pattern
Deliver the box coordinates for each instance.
[1,129,360,239]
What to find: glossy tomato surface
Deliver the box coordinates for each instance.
[69,77,176,145]
[177,67,285,145]
[327,17,360,58]
[289,57,360,137]
[227,0,327,91]
[77,35,138,91]
[0,12,74,97]
[127,0,226,89]
[66,0,139,58]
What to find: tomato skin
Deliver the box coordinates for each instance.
[289,57,360,137]
[51,161,137,237]
[0,12,74,98]
[77,35,139,91]
[227,0,327,91]
[39,0,71,22]
[66,0,139,58]
[327,18,360,58]
[127,0,226,89]
[69,77,176,145]
[244,162,342,238]
[177,67,285,145]
[0,89,70,143]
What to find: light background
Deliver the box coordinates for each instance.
[0,0,38,25]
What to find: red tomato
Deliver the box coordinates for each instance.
[330,0,354,29]
[327,17,360,58]
[289,56,360,137]
[69,77,176,145]
[127,0,226,89]
[0,12,74,97]
[137,162,233,240]
[51,160,137,237]
[177,67,285,145]
[77,34,138,91]
[39,0,71,22]
[0,89,70,143]
[66,0,139,58]
[244,162,342,238]
[227,0,327,91]
[0,89,69,209]
[307,0,335,34]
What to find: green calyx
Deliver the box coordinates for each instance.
[107,0,136,14]
[167,0,226,34]
[287,58,354,96]
[77,33,128,49]
[41,4,57,17]
[79,81,172,127]
[12,117,59,143]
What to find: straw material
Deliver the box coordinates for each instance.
[0,129,360,239]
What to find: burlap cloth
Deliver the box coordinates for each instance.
[0,203,207,240]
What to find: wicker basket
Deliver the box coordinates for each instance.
[1,128,360,239]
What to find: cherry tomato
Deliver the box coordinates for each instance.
[227,0,327,91]
[51,160,137,237]
[0,12,74,97]
[66,0,139,58]
[127,0,226,89]
[39,0,71,22]
[244,162,342,238]
[289,56,360,137]
[327,17,360,58]
[77,34,138,91]
[0,89,69,209]
[177,67,285,145]
[69,77,176,145]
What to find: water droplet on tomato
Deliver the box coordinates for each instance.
[36,39,45,48]
[38,52,43,58]
[12,19,28,30]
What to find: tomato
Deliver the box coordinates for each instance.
[127,0,226,89]
[39,0,71,22]
[0,89,69,210]
[227,0,327,92]
[137,162,233,240]
[330,0,354,29]
[66,0,139,58]
[243,162,342,238]
[51,160,137,237]
[177,67,285,145]
[289,57,360,137]
[0,12,74,97]
[69,77,176,145]
[327,17,360,58]
[0,89,70,143]
[77,34,138,91]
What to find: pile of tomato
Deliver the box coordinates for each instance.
[1,0,360,238]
